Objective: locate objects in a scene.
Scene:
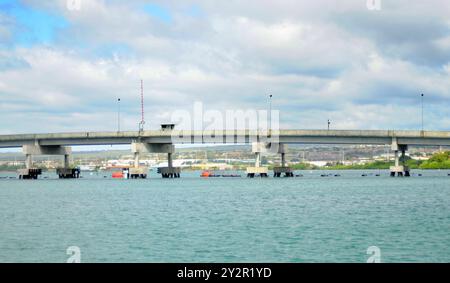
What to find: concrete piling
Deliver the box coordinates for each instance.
[390,140,410,177]
[273,144,294,177]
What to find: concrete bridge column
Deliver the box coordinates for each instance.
[134,152,140,168]
[57,150,80,179]
[25,154,32,169]
[59,153,80,178]
[18,145,79,179]
[255,152,261,168]
[394,150,399,167]
[64,154,70,169]
[162,151,180,178]
[390,139,410,177]
[168,152,173,169]
[246,142,269,178]
[132,142,180,178]
[129,142,149,179]
[273,144,294,177]
[19,153,39,179]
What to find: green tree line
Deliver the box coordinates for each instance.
[290,151,450,170]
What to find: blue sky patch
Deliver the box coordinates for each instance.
[185,4,204,18]
[143,3,172,24]
[94,43,134,59]
[0,0,68,46]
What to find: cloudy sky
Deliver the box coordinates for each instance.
[0,0,449,134]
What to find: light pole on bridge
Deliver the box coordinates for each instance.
[117,98,121,132]
[421,93,424,132]
[269,94,273,131]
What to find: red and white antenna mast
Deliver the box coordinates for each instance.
[139,79,145,132]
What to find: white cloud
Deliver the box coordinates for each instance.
[0,0,449,134]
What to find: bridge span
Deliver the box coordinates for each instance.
[1,129,450,148]
[1,129,449,179]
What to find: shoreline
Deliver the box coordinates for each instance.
[2,168,450,173]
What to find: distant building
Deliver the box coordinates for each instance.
[308,161,328,167]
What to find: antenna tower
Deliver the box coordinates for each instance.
[139,79,145,132]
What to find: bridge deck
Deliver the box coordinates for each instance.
[0,130,450,148]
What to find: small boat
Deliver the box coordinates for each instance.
[200,171,220,178]
[78,164,97,172]
[112,168,130,179]
[112,171,124,179]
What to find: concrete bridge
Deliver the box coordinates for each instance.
[1,128,449,179]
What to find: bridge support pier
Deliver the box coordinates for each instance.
[157,152,181,178]
[56,154,80,179]
[57,168,81,179]
[18,154,42,179]
[132,142,180,178]
[128,145,148,179]
[18,145,80,179]
[273,144,294,177]
[246,142,269,178]
[390,141,410,177]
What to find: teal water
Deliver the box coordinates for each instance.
[0,170,449,263]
